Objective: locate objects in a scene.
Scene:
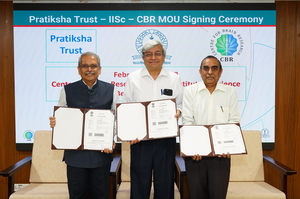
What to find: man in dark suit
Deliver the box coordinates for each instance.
[49,51,119,199]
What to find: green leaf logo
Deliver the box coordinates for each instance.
[215,34,238,56]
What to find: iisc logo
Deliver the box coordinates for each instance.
[132,29,171,65]
[215,34,238,56]
[23,130,34,141]
[135,29,168,55]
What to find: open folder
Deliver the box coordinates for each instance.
[51,106,115,151]
[116,98,179,141]
[179,123,247,157]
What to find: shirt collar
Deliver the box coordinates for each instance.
[141,67,168,78]
[198,81,225,92]
[82,79,97,89]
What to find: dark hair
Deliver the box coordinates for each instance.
[200,55,222,70]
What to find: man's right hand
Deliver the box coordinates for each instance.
[130,138,140,145]
[49,117,56,128]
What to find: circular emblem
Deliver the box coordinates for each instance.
[23,130,34,141]
[261,128,270,139]
[216,34,238,56]
[210,29,244,57]
[135,29,168,55]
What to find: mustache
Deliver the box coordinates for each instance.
[206,75,215,78]
[84,71,95,75]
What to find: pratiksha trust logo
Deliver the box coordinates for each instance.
[210,29,244,62]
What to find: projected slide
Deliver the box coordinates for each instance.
[13,4,276,146]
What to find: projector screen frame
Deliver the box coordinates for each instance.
[13,2,276,151]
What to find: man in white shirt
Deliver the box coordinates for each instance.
[123,40,183,199]
[182,55,240,199]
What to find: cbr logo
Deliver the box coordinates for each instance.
[210,29,244,62]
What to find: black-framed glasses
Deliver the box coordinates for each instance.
[79,64,99,69]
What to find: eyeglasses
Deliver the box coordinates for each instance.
[79,64,99,69]
[143,52,163,58]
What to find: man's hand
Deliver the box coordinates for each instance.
[49,117,56,128]
[102,141,116,154]
[218,152,230,158]
[192,154,202,161]
[174,110,181,121]
[130,138,140,145]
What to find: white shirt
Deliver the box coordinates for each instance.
[182,81,240,125]
[57,80,119,111]
[123,68,183,111]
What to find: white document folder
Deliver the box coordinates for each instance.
[116,99,179,141]
[179,123,247,157]
[52,106,115,151]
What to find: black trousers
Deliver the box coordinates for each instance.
[67,163,111,199]
[130,137,176,199]
[185,157,231,199]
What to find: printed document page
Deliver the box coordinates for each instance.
[117,103,147,141]
[83,109,114,150]
[147,99,178,139]
[211,124,246,155]
[53,107,83,149]
[180,126,212,156]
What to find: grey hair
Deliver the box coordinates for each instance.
[141,40,166,57]
[78,52,101,66]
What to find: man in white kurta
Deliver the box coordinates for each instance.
[182,55,240,199]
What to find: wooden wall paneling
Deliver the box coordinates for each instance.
[291,1,300,198]
[0,2,15,199]
[263,1,300,199]
[274,1,297,162]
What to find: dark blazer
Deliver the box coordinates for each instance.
[63,79,114,168]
